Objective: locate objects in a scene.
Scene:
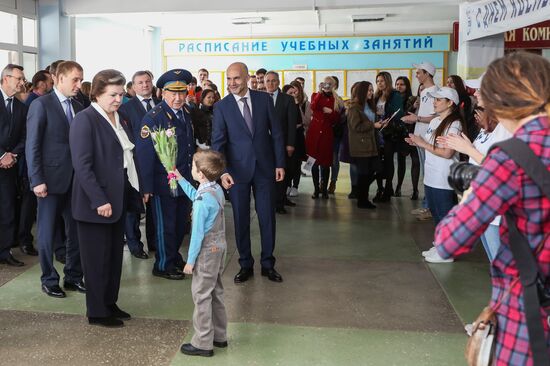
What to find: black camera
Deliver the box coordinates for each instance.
[448,162,481,194]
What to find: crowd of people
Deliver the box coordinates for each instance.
[0,52,549,363]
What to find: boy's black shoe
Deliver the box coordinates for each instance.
[152,268,184,280]
[88,316,124,328]
[213,341,228,348]
[180,343,213,357]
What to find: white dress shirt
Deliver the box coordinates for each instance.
[232,89,253,118]
[136,94,155,111]
[91,102,140,192]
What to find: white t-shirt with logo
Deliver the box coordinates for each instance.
[414,85,439,136]
[470,123,513,226]
[423,117,462,190]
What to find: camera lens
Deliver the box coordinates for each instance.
[448,162,481,194]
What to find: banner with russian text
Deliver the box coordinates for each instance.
[460,0,550,41]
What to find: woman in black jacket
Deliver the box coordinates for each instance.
[191,89,216,149]
[70,70,139,328]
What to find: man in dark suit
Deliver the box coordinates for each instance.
[26,61,85,298]
[0,64,27,267]
[135,69,195,281]
[265,71,298,213]
[212,62,285,283]
[119,70,160,259]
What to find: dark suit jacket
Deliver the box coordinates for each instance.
[211,89,285,183]
[70,107,135,223]
[118,96,160,140]
[273,90,298,148]
[26,92,83,194]
[0,90,26,179]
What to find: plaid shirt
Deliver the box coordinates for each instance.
[434,115,550,366]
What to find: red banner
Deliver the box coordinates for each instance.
[453,20,550,51]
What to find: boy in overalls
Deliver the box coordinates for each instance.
[172,149,228,357]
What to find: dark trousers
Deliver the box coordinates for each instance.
[354,156,380,205]
[0,173,16,259]
[145,200,156,251]
[77,219,124,318]
[124,212,144,253]
[311,164,330,193]
[276,154,294,209]
[229,173,276,269]
[151,195,190,272]
[36,193,82,286]
[14,175,36,247]
[382,139,407,194]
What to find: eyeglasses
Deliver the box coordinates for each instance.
[6,75,26,83]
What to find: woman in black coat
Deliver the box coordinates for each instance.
[70,69,140,328]
[190,89,216,148]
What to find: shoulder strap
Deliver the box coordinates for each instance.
[489,138,550,364]
[489,138,550,198]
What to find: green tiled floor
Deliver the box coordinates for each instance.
[0,163,491,365]
[172,323,467,366]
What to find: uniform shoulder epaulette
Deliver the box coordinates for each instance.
[151,104,163,115]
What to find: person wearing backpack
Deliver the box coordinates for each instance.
[434,53,550,365]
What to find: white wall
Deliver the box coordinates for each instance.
[75,17,154,82]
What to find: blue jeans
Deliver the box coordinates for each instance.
[480,224,501,262]
[424,185,457,226]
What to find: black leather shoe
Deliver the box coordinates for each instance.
[357,201,377,209]
[42,284,66,298]
[234,268,253,283]
[275,207,287,214]
[180,343,213,357]
[322,192,329,199]
[88,316,124,328]
[213,340,228,348]
[284,199,296,207]
[0,254,24,267]
[20,245,38,256]
[311,191,319,199]
[261,268,283,283]
[411,191,419,201]
[131,249,149,259]
[109,304,131,320]
[152,268,185,280]
[64,281,86,293]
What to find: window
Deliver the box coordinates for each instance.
[0,11,18,44]
[23,18,37,47]
[23,53,37,78]
[0,49,19,65]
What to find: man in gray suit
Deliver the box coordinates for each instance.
[26,61,85,298]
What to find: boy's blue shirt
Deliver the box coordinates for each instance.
[177,178,223,265]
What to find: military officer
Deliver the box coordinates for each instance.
[135,69,195,280]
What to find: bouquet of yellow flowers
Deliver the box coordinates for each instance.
[150,127,179,196]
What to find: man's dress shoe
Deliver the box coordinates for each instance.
[88,316,124,328]
[131,249,149,259]
[152,268,185,280]
[275,207,287,214]
[20,245,38,256]
[64,281,86,293]
[109,304,131,320]
[0,254,24,267]
[180,343,213,357]
[261,268,283,283]
[234,268,253,283]
[284,199,296,207]
[42,284,66,298]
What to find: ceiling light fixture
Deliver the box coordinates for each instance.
[351,14,387,22]
[231,17,265,25]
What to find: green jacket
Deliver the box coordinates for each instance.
[347,104,378,158]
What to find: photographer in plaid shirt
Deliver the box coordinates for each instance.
[434,53,550,365]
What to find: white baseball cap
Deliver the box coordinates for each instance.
[464,73,485,89]
[428,87,459,105]
[413,61,436,76]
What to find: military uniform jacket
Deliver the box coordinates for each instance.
[135,100,194,196]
